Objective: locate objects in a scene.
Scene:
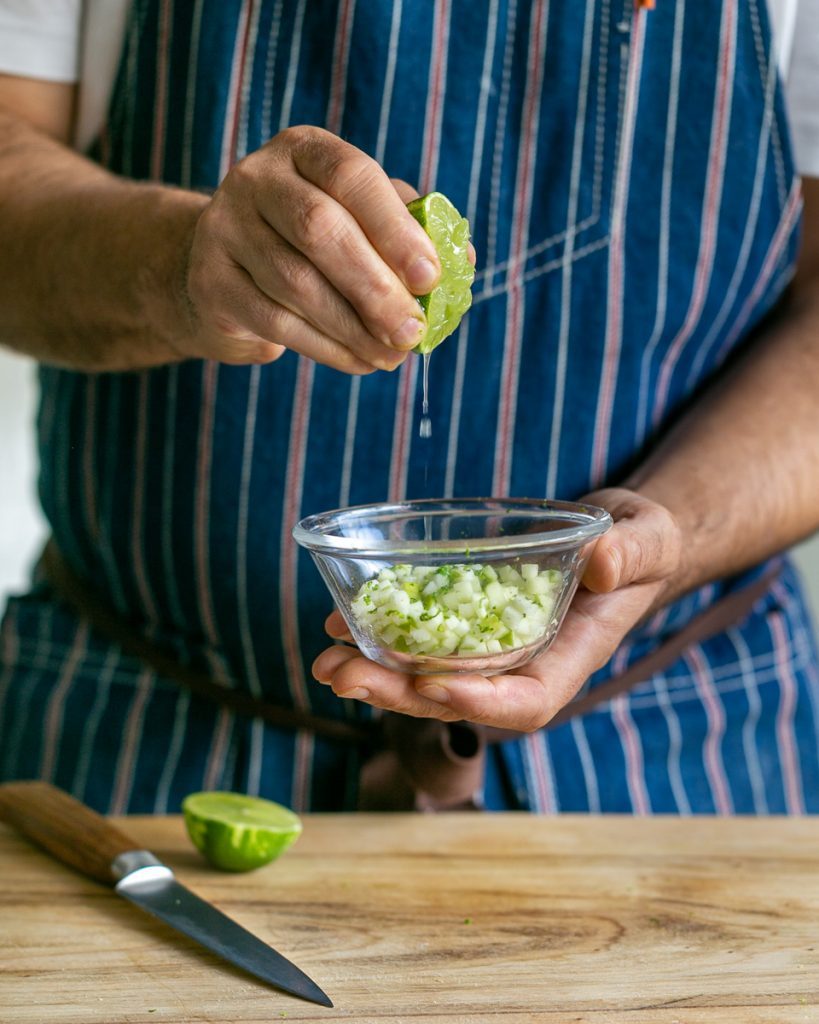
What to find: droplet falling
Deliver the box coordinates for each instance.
[419,351,432,438]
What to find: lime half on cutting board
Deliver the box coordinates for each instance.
[407,191,475,354]
[182,791,303,872]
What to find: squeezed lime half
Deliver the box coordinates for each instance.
[182,791,303,872]
[407,192,475,354]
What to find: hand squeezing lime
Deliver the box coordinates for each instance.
[407,192,475,354]
[182,791,302,872]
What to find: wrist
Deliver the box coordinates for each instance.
[131,185,208,362]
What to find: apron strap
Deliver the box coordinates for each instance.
[39,539,782,811]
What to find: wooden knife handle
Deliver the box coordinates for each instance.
[0,781,140,885]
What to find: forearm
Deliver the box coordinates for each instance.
[627,268,819,604]
[0,107,207,371]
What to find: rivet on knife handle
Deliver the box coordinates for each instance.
[0,780,146,884]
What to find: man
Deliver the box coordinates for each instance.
[1,0,818,814]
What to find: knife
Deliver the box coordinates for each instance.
[0,781,332,1008]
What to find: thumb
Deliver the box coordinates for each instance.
[579,488,681,593]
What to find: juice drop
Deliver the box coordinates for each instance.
[419,351,432,439]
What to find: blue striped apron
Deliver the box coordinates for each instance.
[1,0,817,815]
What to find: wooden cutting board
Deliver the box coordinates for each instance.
[2,813,819,1023]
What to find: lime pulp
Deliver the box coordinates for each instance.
[407,192,475,354]
[182,791,303,872]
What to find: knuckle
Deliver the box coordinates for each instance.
[286,123,324,149]
[629,504,680,582]
[331,659,370,698]
[324,152,378,202]
[277,124,307,147]
[628,536,651,582]
[259,302,290,340]
[227,340,281,366]
[337,347,378,376]
[376,348,408,372]
[345,270,413,344]
[224,154,258,191]
[368,270,396,305]
[355,363,379,376]
[274,124,324,159]
[277,253,314,297]
[337,278,412,351]
[215,291,286,345]
[296,198,344,250]
[195,194,224,234]
[359,276,408,337]
[210,311,247,338]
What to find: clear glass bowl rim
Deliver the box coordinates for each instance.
[292,497,613,558]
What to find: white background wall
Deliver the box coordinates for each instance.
[1,347,819,626]
[1,350,47,599]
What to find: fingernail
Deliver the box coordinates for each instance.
[406,257,439,293]
[340,687,370,700]
[418,684,450,704]
[390,316,425,350]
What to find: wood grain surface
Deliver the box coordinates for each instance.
[2,813,819,1023]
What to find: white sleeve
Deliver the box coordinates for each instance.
[784,0,819,179]
[74,0,130,151]
[0,0,82,83]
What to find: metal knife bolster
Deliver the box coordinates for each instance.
[112,849,173,890]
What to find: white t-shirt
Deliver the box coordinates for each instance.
[0,0,818,176]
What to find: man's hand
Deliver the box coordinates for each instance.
[312,490,682,731]
[0,80,444,373]
[179,126,441,372]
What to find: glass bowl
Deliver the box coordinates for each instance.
[293,498,612,676]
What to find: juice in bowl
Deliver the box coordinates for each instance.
[292,498,612,676]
